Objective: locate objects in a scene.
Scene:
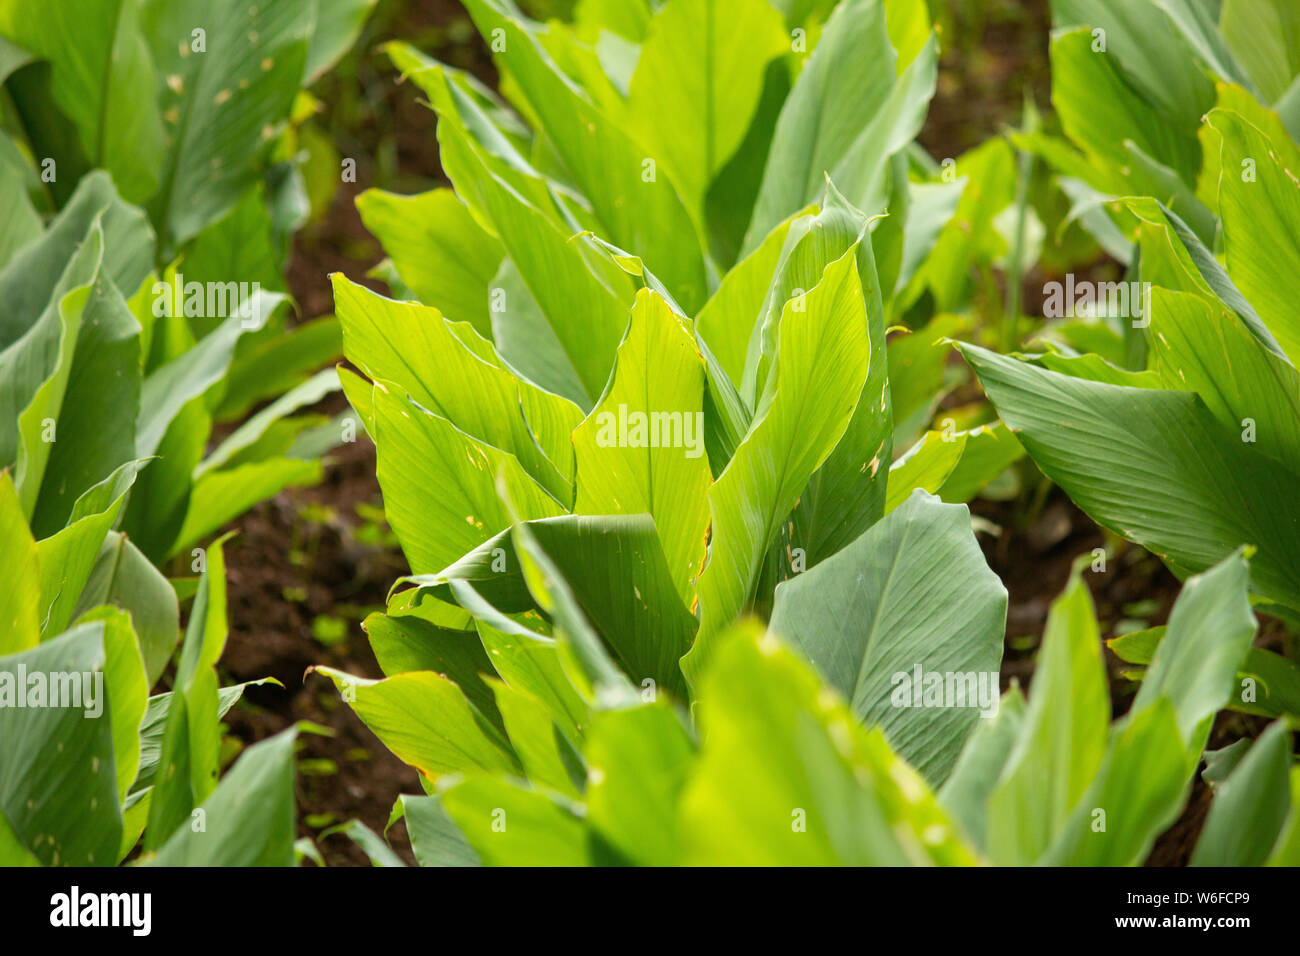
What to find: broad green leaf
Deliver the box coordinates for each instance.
[151,727,298,866]
[0,471,39,653]
[173,456,322,557]
[135,292,282,459]
[317,667,517,781]
[0,172,152,350]
[195,368,338,477]
[1266,767,1300,865]
[1050,0,1216,123]
[491,679,582,797]
[886,431,965,512]
[214,315,341,421]
[745,0,937,248]
[626,0,787,220]
[362,378,565,575]
[936,422,1026,504]
[451,515,698,701]
[769,491,1007,785]
[585,703,694,865]
[365,612,503,733]
[142,0,314,246]
[1219,0,1300,103]
[1040,697,1189,866]
[304,0,376,83]
[0,624,121,865]
[334,276,579,499]
[440,776,591,866]
[36,459,147,637]
[0,0,164,203]
[405,515,696,701]
[938,686,1027,852]
[1205,108,1300,366]
[508,519,641,710]
[1191,721,1294,866]
[781,193,895,567]
[144,535,231,849]
[572,290,711,602]
[420,62,635,405]
[987,568,1109,865]
[76,606,147,802]
[72,531,180,686]
[1133,550,1259,751]
[462,0,709,313]
[132,679,270,795]
[685,245,870,685]
[696,208,808,386]
[392,793,481,867]
[463,606,588,743]
[961,343,1300,609]
[680,623,978,865]
[1049,26,1203,188]
[28,264,141,538]
[355,187,504,339]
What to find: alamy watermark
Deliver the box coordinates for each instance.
[1043,274,1151,327]
[889,665,999,718]
[0,666,104,718]
[152,272,263,328]
[594,404,705,459]
[50,886,151,936]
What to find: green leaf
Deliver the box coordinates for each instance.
[392,793,480,867]
[1219,0,1300,103]
[938,686,1026,852]
[684,244,870,686]
[334,276,580,500]
[770,491,1006,785]
[173,456,322,557]
[320,819,407,867]
[960,343,1300,609]
[142,0,314,246]
[214,315,341,421]
[0,624,122,865]
[1191,721,1294,866]
[72,531,180,686]
[415,60,635,405]
[986,567,1109,865]
[571,291,711,603]
[744,0,936,248]
[440,776,591,866]
[585,703,694,865]
[681,623,978,865]
[359,377,565,575]
[76,606,148,802]
[462,0,709,313]
[1132,549,1258,751]
[365,611,503,733]
[151,727,298,866]
[355,187,503,340]
[885,432,966,514]
[1204,108,1300,366]
[0,0,164,203]
[28,262,142,538]
[317,667,517,782]
[37,459,148,638]
[0,471,39,653]
[304,0,376,83]
[626,0,787,221]
[144,535,231,849]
